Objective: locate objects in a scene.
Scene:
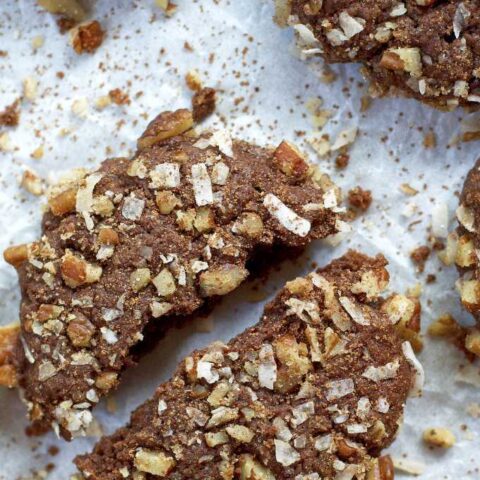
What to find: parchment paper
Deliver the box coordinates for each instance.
[0,1,479,478]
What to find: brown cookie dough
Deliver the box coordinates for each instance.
[279,1,480,110]
[3,109,345,439]
[74,251,423,480]
[453,159,480,357]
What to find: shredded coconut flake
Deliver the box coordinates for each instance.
[456,204,475,232]
[100,327,118,344]
[326,378,355,401]
[453,3,470,39]
[76,172,103,230]
[338,296,370,325]
[402,341,424,397]
[258,343,277,390]
[122,195,145,221]
[211,161,230,185]
[362,359,400,382]
[432,201,449,237]
[197,360,219,384]
[149,163,181,189]
[293,24,318,45]
[331,127,357,151]
[191,163,214,206]
[314,434,333,452]
[338,11,365,39]
[274,439,301,467]
[263,193,311,237]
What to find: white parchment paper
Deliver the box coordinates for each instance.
[0,1,479,478]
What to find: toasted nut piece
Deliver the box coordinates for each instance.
[131,268,151,292]
[134,448,176,476]
[0,322,20,388]
[423,427,456,448]
[336,438,358,460]
[98,227,119,245]
[67,314,95,348]
[48,188,77,216]
[194,207,216,233]
[21,170,44,196]
[382,294,422,352]
[205,431,229,447]
[37,0,86,21]
[156,191,182,214]
[36,304,63,322]
[69,20,105,55]
[465,329,480,357]
[185,70,202,92]
[152,269,176,296]
[176,209,196,231]
[4,243,29,268]
[272,141,309,179]
[458,279,480,312]
[351,268,389,300]
[285,277,313,296]
[381,294,420,331]
[225,424,254,443]
[238,454,275,480]
[199,264,248,297]
[232,212,264,239]
[137,109,194,150]
[95,371,118,390]
[428,314,464,338]
[92,195,114,217]
[380,48,422,77]
[455,235,476,267]
[274,334,312,392]
[367,455,394,480]
[61,252,103,288]
[370,420,387,444]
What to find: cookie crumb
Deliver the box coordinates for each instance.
[192,87,216,122]
[410,246,430,273]
[0,100,20,127]
[348,187,372,212]
[70,20,105,54]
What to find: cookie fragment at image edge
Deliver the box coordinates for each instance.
[4,108,344,438]
[74,251,420,479]
[283,1,480,109]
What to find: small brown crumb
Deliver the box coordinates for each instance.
[423,131,436,148]
[192,87,216,122]
[70,20,105,54]
[360,95,372,112]
[335,153,349,169]
[410,246,430,273]
[0,100,20,127]
[108,88,130,106]
[348,187,372,212]
[462,131,480,143]
[57,16,76,33]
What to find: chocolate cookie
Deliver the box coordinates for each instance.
[2,109,345,439]
[74,251,423,480]
[280,1,480,109]
[453,159,480,356]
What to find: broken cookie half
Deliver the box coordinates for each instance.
[74,251,423,480]
[452,159,480,358]
[277,1,480,110]
[2,108,346,439]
